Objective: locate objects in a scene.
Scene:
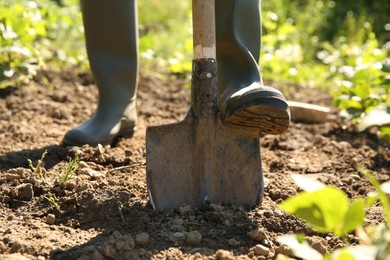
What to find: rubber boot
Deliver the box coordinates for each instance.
[216,0,290,134]
[62,0,139,147]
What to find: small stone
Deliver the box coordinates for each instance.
[0,241,6,253]
[116,235,135,251]
[125,235,135,249]
[82,245,97,254]
[274,244,292,256]
[186,231,202,245]
[78,161,89,169]
[96,144,105,155]
[215,249,234,260]
[90,251,104,260]
[228,238,240,247]
[79,169,105,180]
[247,228,267,241]
[273,209,283,216]
[171,218,184,226]
[210,203,225,211]
[178,206,192,216]
[46,214,56,225]
[135,232,149,246]
[10,240,23,253]
[102,244,116,259]
[173,232,184,238]
[17,183,34,201]
[253,244,270,256]
[112,231,122,239]
[306,236,328,254]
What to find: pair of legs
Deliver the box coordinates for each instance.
[62,0,290,147]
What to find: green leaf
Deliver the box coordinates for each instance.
[331,248,357,260]
[332,246,378,260]
[279,187,349,234]
[341,198,365,235]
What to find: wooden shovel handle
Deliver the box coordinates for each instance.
[192,0,216,59]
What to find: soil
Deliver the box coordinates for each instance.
[0,70,389,260]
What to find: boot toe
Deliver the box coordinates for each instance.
[62,128,103,147]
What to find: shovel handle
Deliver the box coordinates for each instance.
[192,0,216,59]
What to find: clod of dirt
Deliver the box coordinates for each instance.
[253,244,270,256]
[186,230,202,245]
[178,205,193,216]
[215,249,234,260]
[247,228,267,241]
[306,236,328,255]
[17,183,34,201]
[135,232,149,246]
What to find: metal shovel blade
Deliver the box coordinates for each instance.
[146,115,263,210]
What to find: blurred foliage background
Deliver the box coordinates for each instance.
[0,0,389,138]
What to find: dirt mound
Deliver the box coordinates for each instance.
[0,72,388,259]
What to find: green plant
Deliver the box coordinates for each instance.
[59,152,79,187]
[277,173,390,260]
[0,0,86,88]
[27,149,47,178]
[279,174,365,238]
[44,192,60,212]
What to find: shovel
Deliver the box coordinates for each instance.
[146,0,263,210]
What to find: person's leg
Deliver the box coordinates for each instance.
[62,0,139,146]
[216,0,290,134]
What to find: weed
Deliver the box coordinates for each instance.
[27,149,47,178]
[59,152,80,187]
[44,192,60,212]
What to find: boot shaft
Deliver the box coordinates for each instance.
[215,0,261,63]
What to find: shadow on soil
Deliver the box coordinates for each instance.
[0,145,69,171]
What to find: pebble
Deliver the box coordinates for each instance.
[171,218,184,226]
[135,232,149,246]
[210,203,225,211]
[90,251,104,260]
[247,228,267,241]
[186,231,202,245]
[273,209,283,216]
[228,238,240,247]
[46,214,56,225]
[173,232,185,238]
[306,236,328,254]
[178,206,192,216]
[253,244,270,256]
[116,235,135,251]
[17,183,34,201]
[274,244,292,256]
[215,249,234,260]
[102,244,116,259]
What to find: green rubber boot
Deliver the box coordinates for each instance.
[216,0,290,134]
[62,0,139,146]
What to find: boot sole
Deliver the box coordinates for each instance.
[224,98,290,135]
[62,127,136,147]
[225,105,290,134]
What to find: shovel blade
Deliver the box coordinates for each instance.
[146,115,263,210]
[146,116,200,209]
[209,123,263,206]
